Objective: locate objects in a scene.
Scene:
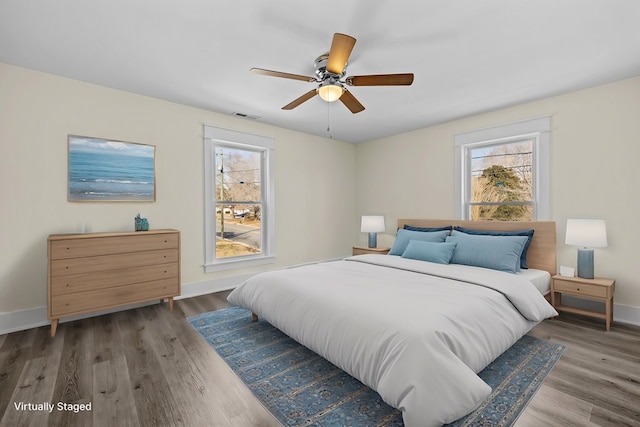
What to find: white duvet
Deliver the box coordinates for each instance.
[227,255,558,427]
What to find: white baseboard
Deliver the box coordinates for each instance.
[0,275,251,336]
[177,273,252,300]
[614,303,640,327]
[0,306,50,336]
[2,271,639,336]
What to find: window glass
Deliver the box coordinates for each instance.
[469,139,533,221]
[215,146,262,258]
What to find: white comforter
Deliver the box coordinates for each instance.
[227,255,558,427]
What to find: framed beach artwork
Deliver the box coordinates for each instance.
[68,135,156,202]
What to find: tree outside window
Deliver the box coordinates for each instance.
[469,140,534,221]
[203,125,275,272]
[455,116,550,222]
[215,146,263,258]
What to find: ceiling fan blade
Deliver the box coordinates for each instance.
[250,68,316,82]
[326,33,356,75]
[282,89,318,110]
[345,73,414,86]
[339,89,365,114]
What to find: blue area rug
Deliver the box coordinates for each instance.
[189,307,564,426]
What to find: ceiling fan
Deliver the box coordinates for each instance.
[250,33,414,114]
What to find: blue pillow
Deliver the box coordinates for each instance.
[403,225,453,233]
[454,226,535,269]
[389,229,449,256]
[446,231,528,273]
[401,241,458,264]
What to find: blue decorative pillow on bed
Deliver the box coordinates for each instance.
[389,229,449,256]
[403,225,453,233]
[401,241,458,264]
[446,230,528,273]
[454,226,535,269]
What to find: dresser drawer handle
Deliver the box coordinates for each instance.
[577,288,580,291]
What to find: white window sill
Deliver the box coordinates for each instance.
[204,255,276,273]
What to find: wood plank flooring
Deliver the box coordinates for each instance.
[1,291,639,427]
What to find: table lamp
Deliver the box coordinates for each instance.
[361,215,385,248]
[565,219,607,279]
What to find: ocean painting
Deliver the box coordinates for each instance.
[68,135,155,201]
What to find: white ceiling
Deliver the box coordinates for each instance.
[1,1,639,143]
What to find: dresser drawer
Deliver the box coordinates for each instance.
[51,248,178,277]
[50,232,179,260]
[553,279,607,298]
[50,277,179,317]
[51,262,179,296]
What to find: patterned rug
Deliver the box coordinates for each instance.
[189,307,564,426]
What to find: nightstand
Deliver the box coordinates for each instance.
[352,246,390,256]
[551,275,615,331]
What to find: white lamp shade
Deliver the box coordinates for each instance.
[565,219,608,248]
[361,215,385,233]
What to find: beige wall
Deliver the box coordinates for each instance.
[2,61,639,320]
[0,63,357,313]
[356,76,640,310]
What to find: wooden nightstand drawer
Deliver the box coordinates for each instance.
[553,278,607,298]
[352,247,390,256]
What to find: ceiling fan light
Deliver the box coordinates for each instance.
[317,84,345,102]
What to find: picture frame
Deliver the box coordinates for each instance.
[68,134,156,202]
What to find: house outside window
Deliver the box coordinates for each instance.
[204,126,275,271]
[455,116,551,221]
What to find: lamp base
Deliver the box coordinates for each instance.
[577,248,594,279]
[367,232,377,248]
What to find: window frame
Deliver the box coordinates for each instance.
[203,125,275,272]
[455,116,551,221]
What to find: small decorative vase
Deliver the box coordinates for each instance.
[134,214,149,231]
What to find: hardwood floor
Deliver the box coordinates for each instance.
[518,315,640,427]
[1,291,639,427]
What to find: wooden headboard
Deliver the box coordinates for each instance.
[397,219,557,276]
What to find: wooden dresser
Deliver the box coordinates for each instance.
[47,229,180,336]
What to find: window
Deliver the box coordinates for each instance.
[468,138,534,220]
[204,126,275,271]
[455,117,550,221]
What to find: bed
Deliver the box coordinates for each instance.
[227,219,558,427]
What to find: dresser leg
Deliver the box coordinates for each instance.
[605,298,612,331]
[168,297,174,311]
[50,319,58,337]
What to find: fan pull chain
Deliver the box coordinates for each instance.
[327,101,333,139]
